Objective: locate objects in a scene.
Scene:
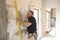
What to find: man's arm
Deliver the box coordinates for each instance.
[21,21,32,27]
[16,18,32,27]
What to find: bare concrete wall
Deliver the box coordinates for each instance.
[0,0,8,40]
[6,0,42,38]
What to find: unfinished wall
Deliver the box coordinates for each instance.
[6,0,42,38]
[6,0,42,9]
[0,0,8,40]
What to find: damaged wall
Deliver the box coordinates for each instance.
[6,5,27,40]
[6,0,42,40]
[0,0,8,40]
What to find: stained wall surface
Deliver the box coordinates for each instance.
[0,0,8,40]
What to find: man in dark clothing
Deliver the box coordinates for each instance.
[27,10,37,40]
[27,15,37,34]
[20,10,37,33]
[18,10,37,40]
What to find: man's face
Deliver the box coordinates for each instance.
[27,11,32,18]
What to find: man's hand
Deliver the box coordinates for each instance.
[16,18,22,22]
[16,18,32,27]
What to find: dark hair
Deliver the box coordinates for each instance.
[29,10,34,15]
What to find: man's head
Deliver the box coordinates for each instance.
[27,10,33,18]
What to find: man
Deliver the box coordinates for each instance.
[18,10,37,40]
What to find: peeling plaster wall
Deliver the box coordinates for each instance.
[6,0,42,40]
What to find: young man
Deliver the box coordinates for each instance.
[18,10,37,40]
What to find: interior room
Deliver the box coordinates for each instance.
[0,0,60,40]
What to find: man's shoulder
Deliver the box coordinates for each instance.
[30,16,36,21]
[31,16,35,19]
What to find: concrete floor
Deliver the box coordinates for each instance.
[41,36,56,40]
[41,27,56,40]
